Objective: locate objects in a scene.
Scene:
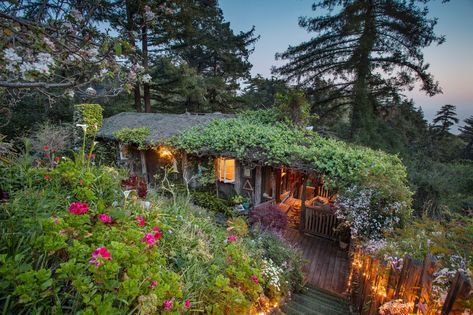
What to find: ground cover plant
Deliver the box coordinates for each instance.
[0,134,304,314]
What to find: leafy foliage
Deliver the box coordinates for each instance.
[73,104,104,134]
[190,191,233,216]
[249,204,288,232]
[173,110,411,202]
[113,127,150,149]
[0,142,304,314]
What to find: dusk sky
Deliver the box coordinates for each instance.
[219,0,473,131]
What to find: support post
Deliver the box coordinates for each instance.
[140,150,148,183]
[299,173,308,232]
[275,168,282,203]
[234,160,241,194]
[254,165,262,205]
[181,152,189,182]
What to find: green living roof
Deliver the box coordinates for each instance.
[171,110,410,199]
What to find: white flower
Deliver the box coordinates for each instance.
[3,48,22,72]
[65,90,75,98]
[43,37,56,50]
[142,74,152,83]
[123,190,132,199]
[76,124,88,131]
[85,87,96,95]
[144,5,156,22]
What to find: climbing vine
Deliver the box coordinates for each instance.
[172,110,412,208]
[73,104,103,135]
[113,127,150,149]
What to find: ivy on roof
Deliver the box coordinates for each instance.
[172,109,411,202]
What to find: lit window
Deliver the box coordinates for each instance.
[119,143,129,160]
[216,157,235,183]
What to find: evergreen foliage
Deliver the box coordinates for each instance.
[275,0,444,138]
[460,116,473,159]
[432,104,459,137]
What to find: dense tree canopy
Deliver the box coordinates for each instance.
[275,0,444,139]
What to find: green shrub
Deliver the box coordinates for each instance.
[0,146,304,314]
[190,191,233,215]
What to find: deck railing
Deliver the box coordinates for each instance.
[348,249,472,314]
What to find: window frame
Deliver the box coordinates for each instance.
[216,157,236,184]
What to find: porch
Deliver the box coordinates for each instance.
[284,228,349,296]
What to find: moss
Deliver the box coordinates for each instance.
[113,127,150,149]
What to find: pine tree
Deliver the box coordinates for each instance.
[459,116,473,159]
[274,0,444,139]
[432,104,458,136]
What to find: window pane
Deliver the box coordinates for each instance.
[225,159,235,182]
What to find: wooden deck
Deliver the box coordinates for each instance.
[284,228,349,296]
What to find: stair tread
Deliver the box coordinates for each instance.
[280,285,349,315]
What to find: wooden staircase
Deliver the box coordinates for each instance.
[279,286,350,315]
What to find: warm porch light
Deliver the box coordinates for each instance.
[158,146,173,159]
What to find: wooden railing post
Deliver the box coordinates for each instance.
[298,173,308,232]
[441,271,472,315]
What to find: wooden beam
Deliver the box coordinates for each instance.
[299,173,308,232]
[254,165,262,205]
[275,168,282,203]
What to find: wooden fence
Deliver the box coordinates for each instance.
[348,249,472,314]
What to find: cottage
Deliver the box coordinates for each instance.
[98,111,345,240]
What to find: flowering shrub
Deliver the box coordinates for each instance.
[335,185,409,239]
[0,149,304,314]
[249,203,288,232]
[379,299,412,315]
[261,258,285,296]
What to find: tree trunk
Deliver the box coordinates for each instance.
[351,1,376,138]
[142,23,151,113]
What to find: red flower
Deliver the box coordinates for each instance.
[184,299,191,309]
[68,202,89,215]
[163,300,173,311]
[43,175,49,180]
[149,280,158,289]
[54,156,61,162]
[43,145,50,151]
[89,247,112,268]
[136,216,145,226]
[251,275,259,284]
[142,233,155,247]
[152,227,161,240]
[227,235,237,242]
[98,214,112,224]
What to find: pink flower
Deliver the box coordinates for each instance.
[68,202,89,215]
[227,235,237,242]
[152,227,161,240]
[136,216,145,226]
[149,280,158,289]
[98,214,112,224]
[163,300,173,311]
[43,175,49,180]
[142,233,155,247]
[54,156,61,162]
[184,299,191,309]
[89,247,112,268]
[251,275,259,284]
[43,145,50,151]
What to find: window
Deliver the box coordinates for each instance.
[119,143,130,160]
[216,157,235,183]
